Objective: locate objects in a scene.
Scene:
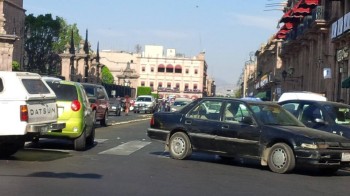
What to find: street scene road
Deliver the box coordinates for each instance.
[1,112,349,196]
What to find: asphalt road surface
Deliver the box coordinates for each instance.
[0,112,350,196]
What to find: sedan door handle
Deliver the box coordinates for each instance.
[222,125,229,129]
[185,120,192,125]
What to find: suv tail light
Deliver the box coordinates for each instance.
[150,116,154,126]
[71,100,81,111]
[20,105,29,122]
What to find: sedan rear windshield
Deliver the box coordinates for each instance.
[47,83,78,101]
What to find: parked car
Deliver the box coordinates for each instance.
[133,95,156,113]
[147,97,350,174]
[170,98,193,112]
[81,83,110,126]
[278,91,327,102]
[109,96,122,116]
[42,80,95,151]
[0,72,65,157]
[279,99,350,139]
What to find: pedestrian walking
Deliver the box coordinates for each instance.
[125,95,130,116]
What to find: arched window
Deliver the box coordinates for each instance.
[158,82,163,88]
[166,64,174,73]
[158,64,165,72]
[175,65,182,73]
[141,81,145,86]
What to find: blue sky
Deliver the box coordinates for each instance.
[24,0,283,91]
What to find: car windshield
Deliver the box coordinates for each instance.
[248,103,304,126]
[22,79,51,94]
[137,97,152,102]
[324,104,350,125]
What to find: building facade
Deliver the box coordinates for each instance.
[243,0,350,103]
[138,45,208,99]
[99,45,210,99]
[0,0,24,71]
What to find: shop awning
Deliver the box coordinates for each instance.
[301,0,319,7]
[342,77,350,88]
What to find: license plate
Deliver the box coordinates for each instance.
[341,152,350,162]
[112,106,116,109]
[39,126,48,133]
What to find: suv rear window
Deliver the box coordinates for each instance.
[47,83,78,101]
[22,79,51,94]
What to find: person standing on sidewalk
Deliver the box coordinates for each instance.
[125,95,130,116]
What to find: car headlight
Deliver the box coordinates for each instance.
[301,143,329,149]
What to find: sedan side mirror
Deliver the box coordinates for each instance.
[241,116,253,125]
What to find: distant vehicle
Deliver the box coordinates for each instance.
[278,91,327,102]
[81,83,110,126]
[40,80,95,151]
[148,97,350,174]
[279,99,350,139]
[133,95,156,113]
[0,72,65,157]
[170,98,193,112]
[109,97,122,116]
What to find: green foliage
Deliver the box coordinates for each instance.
[53,17,82,53]
[12,61,20,71]
[101,66,114,84]
[24,14,61,74]
[234,89,242,98]
[137,87,152,97]
[24,14,83,75]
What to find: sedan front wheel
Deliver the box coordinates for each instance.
[169,132,192,160]
[268,143,295,174]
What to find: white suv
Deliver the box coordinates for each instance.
[133,95,156,114]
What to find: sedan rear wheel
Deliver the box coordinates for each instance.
[268,143,295,174]
[169,132,192,160]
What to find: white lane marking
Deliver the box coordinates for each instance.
[95,139,108,143]
[99,140,151,155]
[110,117,151,126]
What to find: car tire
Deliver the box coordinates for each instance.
[92,110,97,125]
[86,127,95,146]
[100,111,109,127]
[169,132,192,160]
[74,130,86,151]
[268,143,295,174]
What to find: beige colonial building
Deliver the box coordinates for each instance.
[242,0,350,103]
[0,0,24,71]
[100,45,210,99]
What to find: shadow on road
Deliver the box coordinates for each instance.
[27,171,102,179]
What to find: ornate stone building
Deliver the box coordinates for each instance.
[0,0,24,71]
[99,45,210,99]
[244,0,350,102]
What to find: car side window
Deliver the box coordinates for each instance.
[301,104,323,123]
[188,100,222,121]
[281,103,300,117]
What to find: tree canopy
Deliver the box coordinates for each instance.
[101,66,114,84]
[24,14,82,75]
